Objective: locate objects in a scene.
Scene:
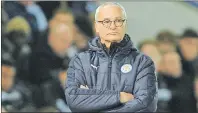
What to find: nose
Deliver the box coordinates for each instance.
[109,21,116,30]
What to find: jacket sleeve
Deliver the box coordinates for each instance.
[103,55,158,112]
[65,55,121,112]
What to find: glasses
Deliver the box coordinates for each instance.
[96,19,126,28]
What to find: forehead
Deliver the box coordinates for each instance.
[97,5,124,20]
[54,13,74,23]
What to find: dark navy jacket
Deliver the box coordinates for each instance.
[65,34,158,112]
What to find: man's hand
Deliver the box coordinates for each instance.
[120,92,134,103]
[80,85,89,89]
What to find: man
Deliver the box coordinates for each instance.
[2,52,36,112]
[138,39,170,112]
[178,28,198,77]
[29,12,73,110]
[3,1,39,41]
[65,2,158,112]
[157,52,197,113]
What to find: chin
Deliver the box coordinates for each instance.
[106,35,123,42]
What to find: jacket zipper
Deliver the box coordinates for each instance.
[108,55,112,89]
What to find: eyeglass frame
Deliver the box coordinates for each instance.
[96,19,126,28]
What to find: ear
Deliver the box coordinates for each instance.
[94,22,99,33]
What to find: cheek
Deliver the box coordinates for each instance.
[98,28,108,36]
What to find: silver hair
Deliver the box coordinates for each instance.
[95,2,127,21]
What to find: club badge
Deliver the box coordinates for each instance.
[121,64,132,73]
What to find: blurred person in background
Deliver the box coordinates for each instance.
[138,39,172,112]
[2,17,34,109]
[2,51,36,112]
[178,28,198,77]
[158,51,197,113]
[156,30,178,54]
[3,1,39,43]
[28,9,73,111]
[4,16,32,86]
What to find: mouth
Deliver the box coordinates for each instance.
[108,32,119,35]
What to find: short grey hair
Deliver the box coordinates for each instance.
[95,2,127,21]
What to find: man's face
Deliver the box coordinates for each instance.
[161,52,182,77]
[179,38,198,61]
[2,65,15,92]
[95,5,126,43]
[50,12,75,38]
[49,22,73,57]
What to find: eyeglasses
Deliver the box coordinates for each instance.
[96,19,126,28]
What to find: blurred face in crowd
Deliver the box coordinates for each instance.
[179,37,198,61]
[50,12,75,39]
[2,65,16,92]
[140,43,161,70]
[48,21,73,57]
[159,52,182,77]
[157,41,176,53]
[95,4,126,48]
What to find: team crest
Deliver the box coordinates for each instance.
[121,64,132,73]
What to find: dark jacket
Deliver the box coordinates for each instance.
[29,31,69,84]
[158,72,197,113]
[29,31,69,108]
[65,34,158,112]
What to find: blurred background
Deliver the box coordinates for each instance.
[1,1,198,112]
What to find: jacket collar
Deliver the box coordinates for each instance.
[88,34,137,56]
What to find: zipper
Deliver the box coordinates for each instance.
[108,55,112,89]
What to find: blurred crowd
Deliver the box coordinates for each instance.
[1,1,198,113]
[138,29,198,113]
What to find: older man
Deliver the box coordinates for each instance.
[65,2,158,112]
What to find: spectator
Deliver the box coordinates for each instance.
[3,1,39,42]
[178,28,198,77]
[5,16,32,84]
[29,12,73,110]
[156,30,178,54]
[158,52,197,113]
[49,8,74,30]
[138,39,170,112]
[2,52,36,112]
